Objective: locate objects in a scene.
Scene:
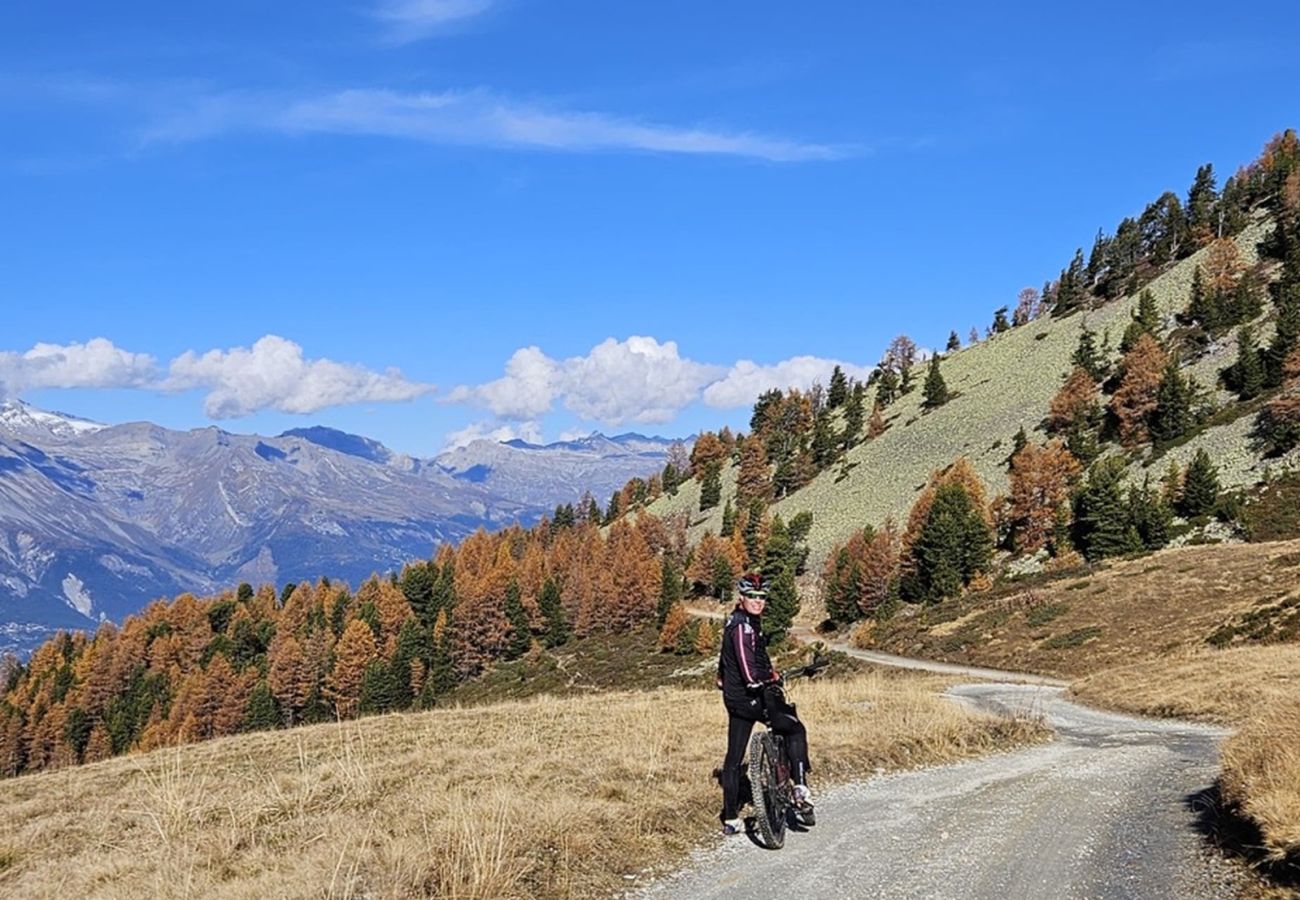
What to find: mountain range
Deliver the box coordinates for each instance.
[0,401,683,656]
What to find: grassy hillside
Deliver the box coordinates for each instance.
[0,670,1042,899]
[643,215,1282,568]
[866,538,1300,678]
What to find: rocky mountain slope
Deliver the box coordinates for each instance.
[0,405,678,655]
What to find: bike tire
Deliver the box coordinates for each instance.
[747,731,787,849]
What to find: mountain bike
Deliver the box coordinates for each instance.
[746,656,827,849]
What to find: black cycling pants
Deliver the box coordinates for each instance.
[720,703,810,822]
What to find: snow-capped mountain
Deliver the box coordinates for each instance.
[0,400,106,440]
[0,406,681,656]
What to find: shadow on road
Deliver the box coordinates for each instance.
[1185,782,1300,892]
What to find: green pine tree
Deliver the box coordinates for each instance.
[699,462,722,511]
[1074,458,1133,561]
[922,355,950,410]
[1151,358,1193,442]
[947,330,961,351]
[1235,325,1266,400]
[763,566,799,644]
[719,498,736,537]
[503,580,531,661]
[359,660,398,714]
[827,365,849,409]
[539,577,569,648]
[390,619,426,708]
[244,680,280,731]
[992,307,1011,333]
[1180,449,1221,517]
[910,482,991,602]
[1127,477,1172,551]
[842,383,866,445]
[1072,325,1106,381]
[656,556,683,627]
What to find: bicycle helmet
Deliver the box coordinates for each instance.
[737,573,766,599]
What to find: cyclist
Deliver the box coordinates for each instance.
[716,572,813,836]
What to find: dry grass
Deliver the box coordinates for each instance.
[1070,644,1300,726]
[874,539,1300,678]
[0,673,1043,899]
[1221,697,1300,862]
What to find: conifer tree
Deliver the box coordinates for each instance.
[922,354,949,410]
[389,619,425,707]
[1074,458,1133,561]
[1072,326,1106,381]
[1151,358,1194,442]
[1179,449,1221,517]
[244,680,280,732]
[538,577,569,648]
[763,566,799,643]
[736,438,771,505]
[811,409,837,469]
[843,382,866,444]
[329,619,377,718]
[719,498,736,537]
[992,307,1011,333]
[1128,477,1172,551]
[947,330,961,351]
[1186,163,1219,245]
[1112,333,1169,445]
[1011,425,1029,461]
[656,556,683,627]
[1234,325,1266,400]
[428,609,458,696]
[827,365,849,409]
[359,661,397,714]
[604,492,622,525]
[969,326,980,345]
[873,369,898,409]
[503,580,531,661]
[699,461,722,512]
[907,482,992,602]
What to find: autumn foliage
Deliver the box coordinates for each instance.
[0,513,677,779]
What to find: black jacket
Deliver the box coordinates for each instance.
[717,608,779,719]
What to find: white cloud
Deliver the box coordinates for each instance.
[448,336,724,427]
[562,337,722,424]
[163,334,434,417]
[144,87,848,163]
[371,0,496,42]
[441,418,542,450]
[444,345,561,419]
[0,338,156,398]
[702,356,876,408]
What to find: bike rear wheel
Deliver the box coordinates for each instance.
[747,730,787,849]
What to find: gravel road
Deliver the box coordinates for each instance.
[637,683,1245,900]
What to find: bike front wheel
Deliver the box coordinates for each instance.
[747,730,787,849]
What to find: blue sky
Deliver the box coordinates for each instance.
[2,1,1297,455]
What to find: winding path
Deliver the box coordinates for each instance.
[648,612,1244,899]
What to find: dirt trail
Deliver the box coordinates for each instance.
[638,684,1243,899]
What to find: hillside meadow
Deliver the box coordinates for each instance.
[0,671,1042,899]
[642,215,1284,567]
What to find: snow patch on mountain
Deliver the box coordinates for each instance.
[62,573,93,617]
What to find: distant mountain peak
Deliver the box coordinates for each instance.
[280,426,393,464]
[0,400,106,439]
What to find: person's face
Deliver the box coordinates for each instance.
[740,593,766,616]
